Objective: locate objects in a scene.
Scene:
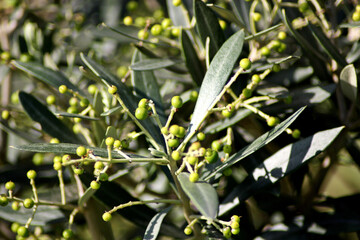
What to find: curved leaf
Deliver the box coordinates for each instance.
[13,61,84,96]
[186,30,245,140]
[204,107,306,181]
[55,112,100,120]
[19,92,81,144]
[131,50,166,125]
[219,126,344,215]
[339,64,357,102]
[144,207,172,240]
[194,0,225,60]
[130,58,183,71]
[181,29,205,86]
[208,4,244,27]
[166,0,190,27]
[178,172,219,219]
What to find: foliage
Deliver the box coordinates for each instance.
[0,0,359,239]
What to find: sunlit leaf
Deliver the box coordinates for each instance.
[339,64,357,102]
[143,207,172,240]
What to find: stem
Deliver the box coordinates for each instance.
[63,157,169,165]
[58,169,66,205]
[108,199,181,214]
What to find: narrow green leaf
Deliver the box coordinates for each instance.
[11,143,140,159]
[0,205,65,226]
[186,30,245,140]
[19,92,81,144]
[340,64,357,102]
[307,21,347,67]
[55,112,100,120]
[218,126,344,215]
[80,53,164,148]
[78,187,97,206]
[166,0,190,27]
[346,41,360,63]
[208,4,244,27]
[134,45,187,74]
[204,107,306,181]
[130,58,183,71]
[131,50,166,125]
[100,106,122,116]
[143,207,172,240]
[339,22,360,28]
[12,61,84,96]
[178,173,219,219]
[0,120,42,143]
[181,29,205,86]
[194,0,225,59]
[229,1,250,32]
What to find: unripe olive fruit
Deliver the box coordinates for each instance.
[171,96,183,108]
[161,18,172,29]
[50,138,60,143]
[151,24,162,36]
[113,140,121,148]
[108,85,117,95]
[5,181,15,190]
[223,227,231,238]
[62,229,74,239]
[135,107,148,120]
[73,168,84,175]
[205,149,218,164]
[223,144,232,154]
[90,180,100,190]
[138,29,149,40]
[292,129,301,139]
[23,198,34,209]
[94,161,104,170]
[12,201,21,211]
[171,151,181,161]
[69,97,78,106]
[76,146,87,157]
[231,227,240,235]
[138,98,148,108]
[80,98,89,107]
[88,84,97,95]
[102,212,112,222]
[239,58,251,70]
[99,173,109,182]
[0,195,9,206]
[187,156,198,165]
[168,138,180,148]
[17,226,29,237]
[189,172,199,182]
[267,116,279,127]
[1,110,9,120]
[105,137,115,146]
[231,221,239,229]
[169,125,180,136]
[59,85,68,94]
[253,12,262,22]
[126,1,138,11]
[123,16,133,26]
[278,31,287,40]
[231,215,240,223]
[26,170,37,179]
[46,95,56,105]
[260,46,270,56]
[173,0,182,7]
[242,88,252,98]
[11,222,20,233]
[211,140,222,151]
[171,28,180,37]
[184,227,192,235]
[197,132,205,141]
[53,162,62,171]
[252,74,261,84]
[176,126,186,138]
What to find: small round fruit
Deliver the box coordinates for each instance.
[205,149,218,164]
[352,11,360,21]
[171,28,180,37]
[69,97,78,106]
[53,155,62,163]
[168,138,180,148]
[126,0,138,11]
[187,156,198,165]
[239,58,251,70]
[252,74,261,84]
[278,31,287,40]
[176,126,186,138]
[121,139,129,149]
[231,227,240,235]
[94,161,104,170]
[76,146,87,157]
[153,9,164,19]
[59,85,68,94]
[231,215,240,223]
[151,24,162,36]
[5,181,15,190]
[292,129,301,139]
[0,195,8,206]
[169,125,180,136]
[102,212,112,222]
[62,229,74,239]
[105,137,115,147]
[99,173,109,182]
[190,91,198,102]
[161,18,172,29]
[242,88,252,98]
[123,16,133,26]
[219,20,227,29]
[113,140,121,148]
[50,138,60,143]
[211,140,222,151]
[23,198,34,209]
[223,144,232,154]
[62,154,71,163]
[189,142,201,152]
[0,51,11,61]
[253,12,262,22]
[272,64,281,72]
[135,107,148,120]
[270,40,281,50]
[17,226,29,237]
[73,168,84,175]
[189,172,199,182]
[12,201,21,211]
[138,98,148,108]
[26,170,37,179]
[1,110,9,120]
[90,180,100,190]
[223,227,231,238]
[173,0,182,6]
[222,108,234,118]
[88,84,97,95]
[135,17,146,27]
[161,127,168,135]
[231,221,239,229]
[116,66,127,78]
[197,132,205,141]
[108,85,117,95]
[80,98,89,107]
[138,29,149,40]
[46,95,56,105]
[299,2,309,13]
[184,227,192,235]
[171,96,183,108]
[53,162,62,171]
[260,46,270,56]
[171,151,181,161]
[11,222,20,233]
[67,106,78,114]
[267,116,279,127]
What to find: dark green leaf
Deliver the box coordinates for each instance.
[130,58,183,71]
[178,173,219,219]
[19,92,81,144]
[229,1,250,32]
[208,4,244,27]
[78,187,97,206]
[181,29,205,86]
[307,21,347,67]
[257,83,289,98]
[266,66,313,86]
[143,207,172,240]
[218,126,343,215]
[194,0,225,60]
[0,119,42,143]
[13,61,84,96]
[131,50,166,126]
[204,107,306,181]
[55,112,100,120]
[339,64,357,102]
[0,205,65,226]
[186,30,244,141]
